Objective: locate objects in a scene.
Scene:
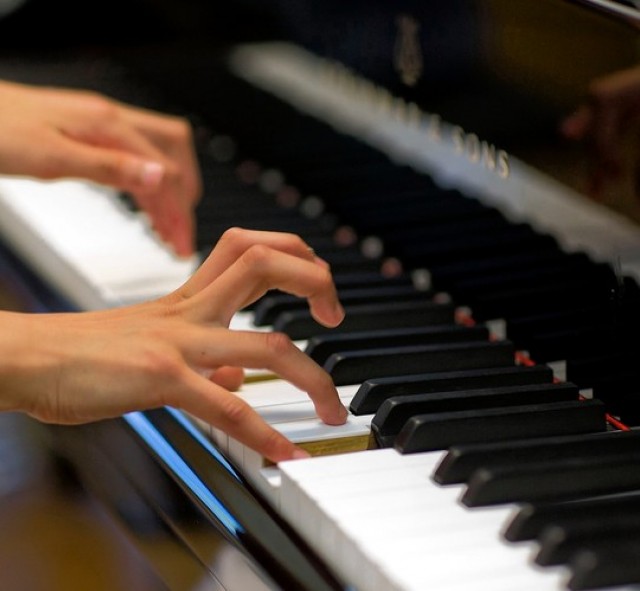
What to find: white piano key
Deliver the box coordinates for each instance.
[0,177,198,308]
[233,380,359,409]
[278,447,568,591]
[208,381,360,454]
[237,413,373,471]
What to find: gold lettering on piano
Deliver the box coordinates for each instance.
[427,113,442,141]
[319,59,510,180]
[452,126,511,179]
[394,14,424,87]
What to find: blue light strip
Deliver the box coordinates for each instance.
[166,407,242,481]
[123,411,244,536]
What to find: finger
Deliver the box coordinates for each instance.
[186,244,344,328]
[179,328,348,427]
[118,106,202,207]
[180,227,323,296]
[209,366,245,391]
[173,372,309,463]
[49,135,195,255]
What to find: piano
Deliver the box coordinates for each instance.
[2,0,640,589]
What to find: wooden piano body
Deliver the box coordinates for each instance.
[2,1,640,589]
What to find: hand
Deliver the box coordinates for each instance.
[561,65,640,198]
[0,79,201,256]
[0,228,347,463]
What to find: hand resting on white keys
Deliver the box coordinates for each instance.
[0,227,348,463]
[0,78,201,257]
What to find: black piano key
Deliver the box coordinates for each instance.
[450,261,615,300]
[524,325,627,364]
[395,399,606,455]
[330,271,415,291]
[272,300,456,341]
[342,193,487,233]
[566,351,640,389]
[506,305,613,349]
[371,383,579,447]
[305,324,489,365]
[462,446,640,507]
[245,270,416,312]
[312,250,384,274]
[349,365,554,415]
[401,229,558,268]
[569,540,640,590]
[253,285,434,326]
[469,279,615,321]
[434,429,640,486]
[429,248,574,289]
[379,210,509,247]
[536,514,640,566]
[504,493,640,542]
[325,340,515,386]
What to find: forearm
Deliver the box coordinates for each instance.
[0,311,49,415]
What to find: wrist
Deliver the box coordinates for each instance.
[0,311,52,415]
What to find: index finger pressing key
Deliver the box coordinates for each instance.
[174,370,312,463]
[180,327,349,427]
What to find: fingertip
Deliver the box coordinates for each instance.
[291,448,312,460]
[318,401,349,426]
[210,366,245,391]
[139,160,165,190]
[311,300,345,328]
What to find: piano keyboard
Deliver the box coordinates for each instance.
[2,42,640,591]
[0,177,198,309]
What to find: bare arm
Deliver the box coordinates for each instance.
[0,228,347,463]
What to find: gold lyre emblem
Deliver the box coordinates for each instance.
[394,13,423,87]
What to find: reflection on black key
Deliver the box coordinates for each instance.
[350,365,554,415]
[331,272,415,291]
[273,300,455,340]
[434,429,640,485]
[505,492,640,542]
[463,445,640,507]
[569,539,640,590]
[536,514,640,566]
[253,285,434,326]
[372,383,579,448]
[396,399,606,455]
[326,341,515,386]
[305,324,489,365]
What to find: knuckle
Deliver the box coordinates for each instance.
[81,93,119,120]
[167,116,193,143]
[241,244,271,270]
[141,347,183,381]
[263,331,295,356]
[219,226,247,250]
[315,265,333,287]
[219,396,252,427]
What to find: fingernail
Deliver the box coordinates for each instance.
[140,161,165,189]
[333,301,345,323]
[339,403,349,421]
[292,448,311,460]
